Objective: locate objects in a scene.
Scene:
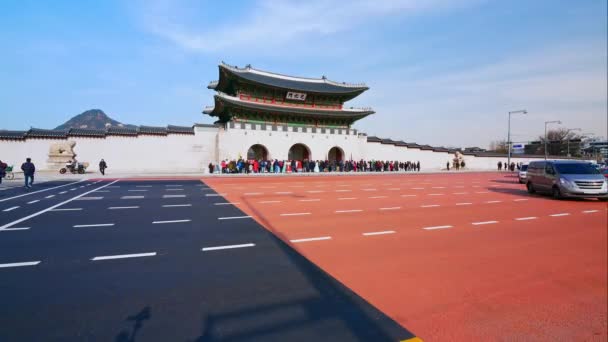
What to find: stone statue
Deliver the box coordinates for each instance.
[453,151,465,170]
[47,141,77,168]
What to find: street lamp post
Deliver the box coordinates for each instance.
[507,110,527,168]
[544,120,562,160]
[565,128,581,157]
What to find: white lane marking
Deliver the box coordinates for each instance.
[1,227,30,231]
[428,193,444,196]
[289,185,305,188]
[109,206,139,210]
[152,219,191,224]
[121,196,144,199]
[280,212,311,217]
[79,186,85,188]
[549,213,570,217]
[336,190,352,192]
[515,217,537,221]
[338,197,357,200]
[337,184,350,187]
[51,208,83,211]
[59,191,67,194]
[75,197,103,200]
[136,185,152,188]
[421,204,440,208]
[582,210,599,214]
[218,216,251,220]
[453,192,468,195]
[363,230,395,236]
[259,200,281,204]
[454,186,465,188]
[162,204,192,207]
[299,199,320,202]
[362,188,377,191]
[387,188,400,191]
[456,202,473,206]
[290,236,332,243]
[202,243,255,252]
[165,194,187,198]
[0,261,41,268]
[400,194,417,197]
[128,189,148,192]
[335,209,363,213]
[475,191,489,194]
[91,252,156,261]
[423,225,453,230]
[27,200,40,204]
[432,186,445,189]
[472,221,499,225]
[513,199,529,202]
[95,190,110,193]
[259,186,276,189]
[166,185,183,187]
[3,206,19,212]
[244,192,263,196]
[204,194,224,197]
[166,188,185,191]
[411,187,425,190]
[74,223,115,228]
[275,191,293,194]
[369,196,387,199]
[45,195,55,199]
[0,180,84,203]
[307,190,324,193]
[379,207,401,210]
[485,200,502,204]
[214,202,240,205]
[472,185,481,188]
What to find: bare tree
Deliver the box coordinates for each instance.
[538,128,582,156]
[489,140,508,153]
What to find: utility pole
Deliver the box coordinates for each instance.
[544,120,562,160]
[507,110,527,167]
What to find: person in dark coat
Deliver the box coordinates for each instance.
[99,159,108,175]
[21,157,35,188]
[0,160,7,184]
[416,161,421,171]
[446,161,450,171]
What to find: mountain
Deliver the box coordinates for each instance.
[55,109,136,130]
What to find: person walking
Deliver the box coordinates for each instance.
[446,161,450,171]
[497,161,502,171]
[0,160,7,185]
[21,157,35,188]
[99,159,108,175]
[416,161,420,172]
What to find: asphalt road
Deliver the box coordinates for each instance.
[0,179,416,341]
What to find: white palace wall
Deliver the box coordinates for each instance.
[0,123,582,173]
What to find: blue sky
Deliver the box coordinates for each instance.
[1,0,606,147]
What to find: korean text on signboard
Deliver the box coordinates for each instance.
[286,92,307,101]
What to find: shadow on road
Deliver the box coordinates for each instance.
[115,307,151,342]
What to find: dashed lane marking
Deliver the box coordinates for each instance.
[3,206,19,212]
[428,193,444,196]
[338,197,357,200]
[550,213,570,217]
[244,192,263,196]
[513,199,529,202]
[420,204,440,208]
[1,227,30,231]
[204,194,224,197]
[275,191,293,195]
[121,196,144,199]
[485,200,502,204]
[582,210,599,214]
[0,180,84,203]
[259,200,281,204]
[456,202,472,206]
[95,190,110,193]
[412,187,425,190]
[202,243,255,252]
[128,189,148,192]
[218,216,251,220]
[165,194,187,198]
[472,221,499,226]
[335,209,363,213]
[379,207,401,210]
[369,196,388,199]
[423,225,453,230]
[300,199,320,202]
[152,219,191,224]
[363,230,396,236]
[91,252,156,261]
[280,212,311,216]
[59,191,67,194]
[107,186,120,188]
[307,190,324,193]
[515,217,537,221]
[400,194,417,197]
[290,236,332,243]
[27,200,40,204]
[136,185,152,188]
[75,197,103,200]
[51,208,83,211]
[362,188,377,191]
[162,204,192,207]
[214,202,239,205]
[45,195,55,199]
[0,261,41,268]
[431,186,445,189]
[166,189,184,191]
[475,191,489,194]
[109,206,139,210]
[387,188,400,191]
[336,190,352,192]
[166,185,183,187]
[74,223,115,228]
[453,192,468,195]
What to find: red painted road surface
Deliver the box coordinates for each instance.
[203,172,607,341]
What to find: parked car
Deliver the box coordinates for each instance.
[526,160,608,200]
[518,164,528,184]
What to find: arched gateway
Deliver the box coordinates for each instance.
[328,146,344,162]
[288,143,311,161]
[247,144,268,160]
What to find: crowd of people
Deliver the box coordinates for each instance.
[497,161,525,171]
[208,159,422,174]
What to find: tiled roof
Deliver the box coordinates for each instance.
[139,126,168,135]
[367,136,382,143]
[167,125,195,134]
[68,128,107,137]
[0,130,27,139]
[28,128,68,138]
[106,126,138,136]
